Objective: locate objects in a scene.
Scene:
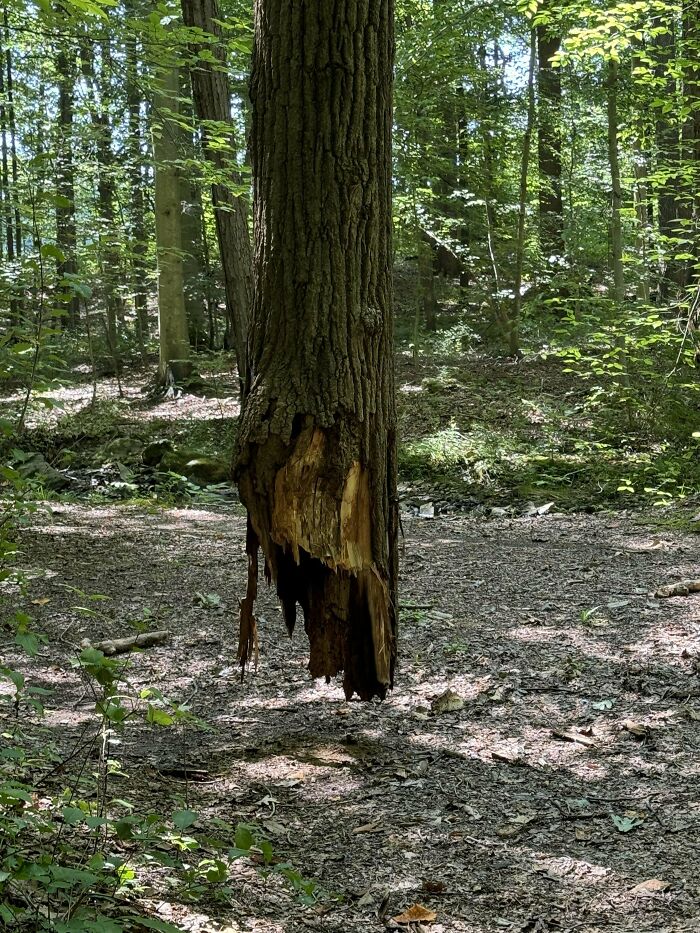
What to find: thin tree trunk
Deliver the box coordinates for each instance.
[81,39,123,357]
[536,21,564,256]
[4,10,19,260]
[510,31,536,358]
[653,19,683,296]
[234,0,397,702]
[55,35,80,328]
[607,59,625,305]
[153,59,192,384]
[125,23,149,354]
[180,0,252,386]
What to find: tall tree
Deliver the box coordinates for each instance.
[81,38,123,357]
[55,34,80,328]
[153,57,192,384]
[234,0,398,701]
[536,17,564,256]
[180,0,252,383]
[125,20,149,353]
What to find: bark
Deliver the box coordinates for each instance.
[536,21,564,256]
[55,30,80,327]
[81,40,123,356]
[125,24,149,352]
[153,60,193,384]
[180,0,252,384]
[510,32,536,359]
[4,11,19,260]
[607,59,625,305]
[653,19,689,294]
[178,70,208,349]
[234,0,398,702]
[180,172,208,348]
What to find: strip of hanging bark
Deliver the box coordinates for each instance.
[84,630,171,656]
[238,517,259,675]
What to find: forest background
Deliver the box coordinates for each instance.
[2,0,700,931]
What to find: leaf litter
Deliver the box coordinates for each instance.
[10,498,700,932]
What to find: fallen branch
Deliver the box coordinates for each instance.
[86,630,171,656]
[655,580,700,598]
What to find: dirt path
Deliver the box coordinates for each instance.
[10,501,700,932]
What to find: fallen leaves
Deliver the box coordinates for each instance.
[630,878,670,895]
[431,688,464,714]
[496,813,537,838]
[392,904,437,925]
[655,579,700,598]
[551,728,596,747]
[352,821,382,835]
[622,720,649,739]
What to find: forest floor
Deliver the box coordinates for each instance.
[4,350,700,933]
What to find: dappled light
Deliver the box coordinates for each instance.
[4,0,700,928]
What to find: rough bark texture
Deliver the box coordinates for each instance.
[234,0,398,702]
[536,24,564,256]
[607,59,624,305]
[125,27,149,352]
[180,0,252,383]
[153,62,192,384]
[55,38,80,328]
[81,41,123,357]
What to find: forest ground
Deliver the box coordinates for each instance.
[4,347,700,933]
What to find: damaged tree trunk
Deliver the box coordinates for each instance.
[234,0,398,701]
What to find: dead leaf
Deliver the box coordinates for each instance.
[491,747,523,765]
[496,814,537,837]
[630,878,670,895]
[551,728,596,747]
[392,904,437,925]
[431,688,464,714]
[421,880,447,895]
[31,597,51,606]
[622,720,649,738]
[352,821,382,835]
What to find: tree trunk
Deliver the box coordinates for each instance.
[180,0,252,385]
[536,21,564,256]
[653,19,685,296]
[510,31,536,358]
[153,60,193,384]
[607,59,625,305]
[81,39,123,357]
[234,0,398,702]
[55,35,80,328]
[125,23,149,353]
[4,11,19,261]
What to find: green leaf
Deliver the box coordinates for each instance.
[172,809,198,830]
[39,243,65,262]
[234,824,254,850]
[62,806,85,825]
[146,705,174,726]
[611,814,639,833]
[15,631,40,657]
